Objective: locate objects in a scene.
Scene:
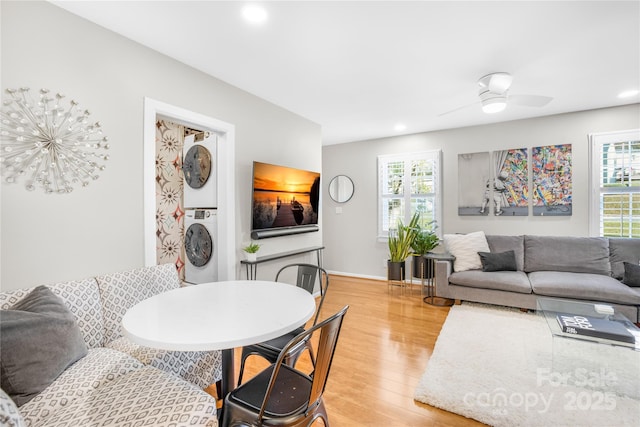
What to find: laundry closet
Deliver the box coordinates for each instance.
[155,119,218,284]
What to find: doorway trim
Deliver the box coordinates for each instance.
[143,97,236,280]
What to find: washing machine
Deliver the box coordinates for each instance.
[184,209,218,284]
[183,132,217,208]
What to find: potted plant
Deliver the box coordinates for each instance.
[243,241,261,262]
[387,212,420,281]
[410,220,439,279]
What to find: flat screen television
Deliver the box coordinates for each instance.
[251,161,320,238]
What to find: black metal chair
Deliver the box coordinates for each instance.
[237,263,329,386]
[222,306,349,427]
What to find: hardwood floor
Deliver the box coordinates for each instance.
[225,275,485,426]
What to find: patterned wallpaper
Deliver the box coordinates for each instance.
[155,120,186,279]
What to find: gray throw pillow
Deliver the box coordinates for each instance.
[0,286,88,407]
[623,262,640,287]
[477,250,518,272]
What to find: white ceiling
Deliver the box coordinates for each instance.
[51,1,640,145]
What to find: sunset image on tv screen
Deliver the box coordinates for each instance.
[252,162,320,230]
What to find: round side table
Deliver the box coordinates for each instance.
[421,252,455,307]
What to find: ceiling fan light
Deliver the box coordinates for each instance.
[482,97,507,114]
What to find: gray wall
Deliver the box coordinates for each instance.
[1,1,322,290]
[322,104,640,279]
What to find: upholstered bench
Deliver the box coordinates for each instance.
[0,264,221,427]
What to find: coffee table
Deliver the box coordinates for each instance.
[537,297,640,399]
[122,280,316,414]
[537,297,639,349]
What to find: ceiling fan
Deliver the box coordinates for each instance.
[440,72,553,116]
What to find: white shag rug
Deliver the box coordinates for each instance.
[414,303,640,427]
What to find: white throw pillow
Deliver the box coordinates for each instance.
[443,231,490,272]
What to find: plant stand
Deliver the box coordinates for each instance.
[419,252,455,306]
[387,260,408,294]
[388,277,408,294]
[409,255,433,295]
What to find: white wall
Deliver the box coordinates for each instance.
[322,104,640,279]
[1,1,322,290]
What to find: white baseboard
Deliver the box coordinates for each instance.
[325,270,387,282]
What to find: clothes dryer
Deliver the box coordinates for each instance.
[184,209,218,284]
[183,132,217,208]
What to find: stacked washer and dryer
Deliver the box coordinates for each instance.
[183,132,218,284]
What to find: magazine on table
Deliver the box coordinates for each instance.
[556,313,636,344]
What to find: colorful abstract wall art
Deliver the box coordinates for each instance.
[531,144,572,216]
[492,148,529,216]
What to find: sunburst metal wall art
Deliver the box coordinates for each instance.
[0,87,110,194]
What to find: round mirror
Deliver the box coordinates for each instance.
[328,175,354,203]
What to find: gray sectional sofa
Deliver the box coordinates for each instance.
[435,235,640,322]
[0,264,221,427]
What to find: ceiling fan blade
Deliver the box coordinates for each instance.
[438,101,480,117]
[509,94,553,108]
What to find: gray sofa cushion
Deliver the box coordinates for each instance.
[1,286,88,407]
[529,271,640,305]
[609,238,640,280]
[449,270,532,294]
[524,236,611,276]
[486,235,525,271]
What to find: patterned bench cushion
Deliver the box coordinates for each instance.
[0,279,104,349]
[0,388,25,427]
[32,366,218,427]
[19,348,143,427]
[107,337,222,389]
[95,264,181,344]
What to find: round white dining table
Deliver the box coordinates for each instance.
[122,280,316,410]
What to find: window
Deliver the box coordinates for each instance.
[378,150,441,238]
[589,130,640,238]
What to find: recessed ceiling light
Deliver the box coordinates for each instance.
[394,124,407,132]
[618,89,639,99]
[242,4,268,24]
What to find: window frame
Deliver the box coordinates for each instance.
[377,150,442,240]
[588,129,640,237]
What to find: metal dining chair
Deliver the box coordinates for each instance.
[222,306,349,427]
[237,263,329,386]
